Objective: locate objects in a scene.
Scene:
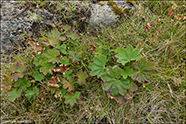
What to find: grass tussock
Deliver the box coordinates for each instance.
[1,1,186,124]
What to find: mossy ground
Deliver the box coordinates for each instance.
[96,0,132,16]
[1,1,186,123]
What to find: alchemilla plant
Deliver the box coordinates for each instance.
[89,45,154,104]
[2,24,154,106]
[3,25,83,106]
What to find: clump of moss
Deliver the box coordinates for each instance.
[123,8,131,15]
[126,0,139,6]
[107,1,116,6]
[96,2,105,6]
[95,0,132,16]
[111,6,124,15]
[126,0,132,4]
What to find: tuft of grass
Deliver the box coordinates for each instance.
[1,1,185,123]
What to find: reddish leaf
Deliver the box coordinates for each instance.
[47,76,60,88]
[10,62,26,81]
[124,92,134,99]
[11,72,24,81]
[15,62,19,68]
[143,23,151,31]
[2,83,12,91]
[61,78,74,92]
[60,64,68,73]
[2,75,12,84]
[175,14,182,20]
[131,57,154,83]
[168,10,173,17]
[89,44,96,51]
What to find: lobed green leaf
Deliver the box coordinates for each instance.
[14,77,31,91]
[7,89,22,102]
[33,71,45,81]
[64,92,81,106]
[121,66,133,79]
[45,49,60,64]
[115,45,142,66]
[132,57,155,83]
[101,65,129,96]
[89,55,107,77]
[25,87,39,99]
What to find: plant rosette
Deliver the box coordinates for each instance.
[89,45,154,104]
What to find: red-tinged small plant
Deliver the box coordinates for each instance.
[3,25,86,107]
[3,24,154,106]
[89,45,155,104]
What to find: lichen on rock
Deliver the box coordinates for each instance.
[107,1,116,6]
[96,2,105,6]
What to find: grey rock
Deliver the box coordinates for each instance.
[0,1,56,57]
[1,1,31,57]
[88,0,134,31]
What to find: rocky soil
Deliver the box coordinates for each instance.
[0,0,133,62]
[1,1,91,57]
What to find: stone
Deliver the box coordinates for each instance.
[0,1,57,57]
[88,0,134,31]
[1,1,32,57]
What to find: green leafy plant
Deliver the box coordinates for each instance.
[132,57,155,83]
[76,70,88,85]
[2,62,39,102]
[3,25,84,107]
[14,77,31,91]
[64,92,81,106]
[47,28,65,46]
[33,71,45,81]
[3,23,154,106]
[6,75,38,101]
[89,55,107,78]
[25,87,39,99]
[101,65,130,96]
[7,89,22,101]
[32,26,83,106]
[1,1,185,123]
[115,45,142,65]
[90,45,154,104]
